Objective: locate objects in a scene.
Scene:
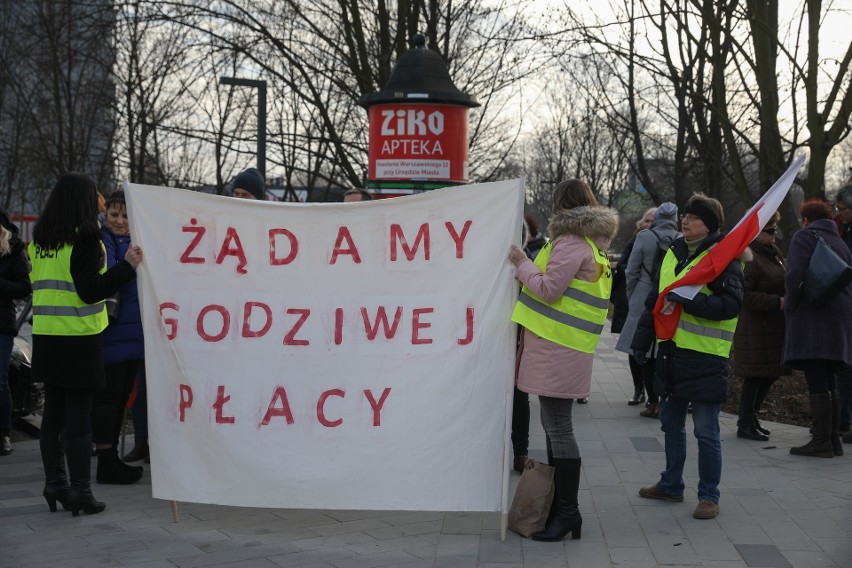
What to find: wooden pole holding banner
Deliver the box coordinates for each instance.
[170,500,179,522]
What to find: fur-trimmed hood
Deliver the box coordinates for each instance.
[548,206,619,242]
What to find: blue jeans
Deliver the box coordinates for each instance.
[656,398,722,504]
[0,334,15,431]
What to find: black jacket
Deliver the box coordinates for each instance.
[610,235,636,333]
[631,231,744,402]
[0,227,32,335]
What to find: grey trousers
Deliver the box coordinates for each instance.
[539,396,581,460]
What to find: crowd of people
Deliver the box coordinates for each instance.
[508,179,852,539]
[0,167,850,532]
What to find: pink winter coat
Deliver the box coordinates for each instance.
[514,206,619,399]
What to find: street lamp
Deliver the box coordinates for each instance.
[219,76,267,177]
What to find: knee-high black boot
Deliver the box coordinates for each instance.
[830,391,843,457]
[737,379,768,441]
[39,432,69,512]
[752,378,776,436]
[532,458,582,541]
[65,435,106,516]
[790,393,833,458]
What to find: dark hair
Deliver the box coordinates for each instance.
[524,213,539,237]
[800,199,833,222]
[343,188,372,201]
[33,172,101,250]
[104,189,126,210]
[552,179,598,210]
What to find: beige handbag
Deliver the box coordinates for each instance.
[508,458,555,538]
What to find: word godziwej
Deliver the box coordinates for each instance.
[158,303,475,346]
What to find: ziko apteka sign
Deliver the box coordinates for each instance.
[125,179,523,511]
[367,103,470,182]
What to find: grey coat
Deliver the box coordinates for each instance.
[614,217,679,355]
[782,219,852,368]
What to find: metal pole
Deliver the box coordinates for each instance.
[219,77,267,176]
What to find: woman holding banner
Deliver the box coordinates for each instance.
[509,179,618,541]
[30,173,143,516]
[92,190,147,483]
[631,193,744,520]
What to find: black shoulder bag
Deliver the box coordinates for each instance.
[801,230,852,307]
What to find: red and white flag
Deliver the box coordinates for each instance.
[653,154,806,340]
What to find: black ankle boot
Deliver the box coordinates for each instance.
[753,416,771,437]
[123,440,149,463]
[97,449,143,484]
[628,389,645,406]
[737,422,768,441]
[532,458,582,541]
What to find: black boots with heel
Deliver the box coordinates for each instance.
[531,458,583,541]
[39,432,69,512]
[65,435,106,516]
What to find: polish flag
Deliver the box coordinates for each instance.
[653,154,806,340]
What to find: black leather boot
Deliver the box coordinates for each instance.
[790,394,834,458]
[753,416,771,437]
[123,440,149,463]
[39,432,69,512]
[97,448,143,484]
[737,380,767,441]
[830,391,843,457]
[532,458,582,541]
[628,389,646,406]
[65,435,106,516]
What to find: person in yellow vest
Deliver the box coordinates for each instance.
[631,192,744,520]
[509,179,618,541]
[30,173,143,517]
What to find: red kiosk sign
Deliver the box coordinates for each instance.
[367,103,469,183]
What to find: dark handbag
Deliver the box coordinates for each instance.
[801,230,852,307]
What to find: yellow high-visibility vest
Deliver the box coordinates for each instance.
[28,241,108,336]
[658,249,738,357]
[512,236,612,353]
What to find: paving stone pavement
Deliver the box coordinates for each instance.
[1,330,850,567]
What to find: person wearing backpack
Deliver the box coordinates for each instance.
[615,202,679,418]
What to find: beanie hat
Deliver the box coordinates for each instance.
[654,202,678,222]
[683,199,720,233]
[232,168,265,200]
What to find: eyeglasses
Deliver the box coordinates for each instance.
[837,204,849,213]
[680,214,701,223]
[761,227,776,235]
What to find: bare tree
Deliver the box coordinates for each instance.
[149,0,542,193]
[546,0,851,236]
[1,0,117,204]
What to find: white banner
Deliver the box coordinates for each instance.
[125,179,524,511]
